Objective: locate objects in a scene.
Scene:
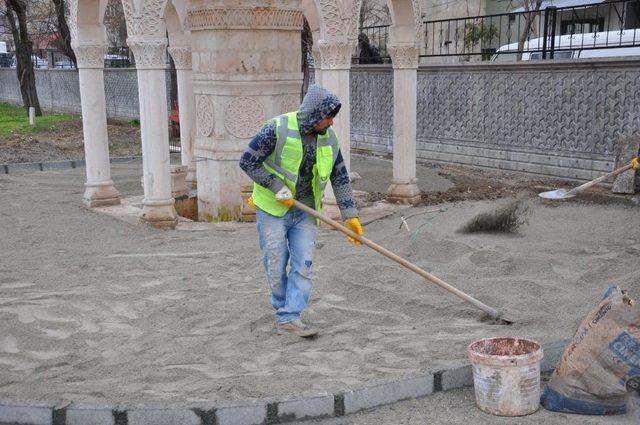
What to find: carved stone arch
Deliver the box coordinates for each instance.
[386,0,423,45]
[165,0,189,47]
[302,0,321,34]
[67,0,110,42]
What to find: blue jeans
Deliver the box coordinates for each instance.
[256,208,317,324]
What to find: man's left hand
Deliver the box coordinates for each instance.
[344,218,363,246]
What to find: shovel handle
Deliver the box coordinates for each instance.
[566,162,634,196]
[293,200,502,320]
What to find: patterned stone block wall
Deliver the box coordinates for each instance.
[0,68,172,121]
[350,67,394,154]
[350,58,640,181]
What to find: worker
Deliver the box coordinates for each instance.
[239,85,363,338]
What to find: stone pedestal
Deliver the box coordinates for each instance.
[129,37,178,229]
[240,183,256,222]
[168,46,197,189]
[386,44,421,205]
[189,2,304,222]
[72,42,120,208]
[171,165,189,198]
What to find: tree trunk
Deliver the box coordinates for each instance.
[51,0,77,67]
[5,0,42,116]
[517,0,543,61]
[301,17,312,102]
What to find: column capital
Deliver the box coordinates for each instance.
[127,37,167,69]
[168,47,192,70]
[71,42,106,69]
[388,44,420,69]
[318,40,355,70]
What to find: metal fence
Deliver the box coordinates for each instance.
[423,0,640,60]
[353,25,391,64]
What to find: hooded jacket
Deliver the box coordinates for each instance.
[239,85,358,219]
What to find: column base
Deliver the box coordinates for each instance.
[84,181,121,207]
[140,199,178,229]
[386,181,422,205]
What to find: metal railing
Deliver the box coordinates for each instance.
[353,24,391,64]
[422,0,640,59]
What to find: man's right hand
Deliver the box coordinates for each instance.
[275,187,294,208]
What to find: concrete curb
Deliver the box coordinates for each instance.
[0,156,180,175]
[0,339,569,425]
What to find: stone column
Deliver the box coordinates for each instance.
[386,44,421,204]
[168,46,196,189]
[72,42,120,207]
[318,40,355,171]
[128,37,178,229]
[188,2,303,222]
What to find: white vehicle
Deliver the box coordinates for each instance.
[492,28,640,61]
[0,41,6,54]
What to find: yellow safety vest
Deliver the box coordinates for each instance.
[252,112,339,217]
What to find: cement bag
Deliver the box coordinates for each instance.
[541,286,640,415]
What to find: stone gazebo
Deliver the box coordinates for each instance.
[68,0,425,229]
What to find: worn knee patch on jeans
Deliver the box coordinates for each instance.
[299,259,313,279]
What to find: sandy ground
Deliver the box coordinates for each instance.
[0,156,639,412]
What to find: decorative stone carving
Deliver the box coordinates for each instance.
[224,97,265,139]
[412,0,424,42]
[128,37,168,69]
[196,95,214,137]
[188,7,303,30]
[168,47,192,70]
[347,0,364,40]
[71,42,106,69]
[121,0,167,38]
[318,40,355,70]
[280,95,300,114]
[388,45,419,69]
[319,0,345,39]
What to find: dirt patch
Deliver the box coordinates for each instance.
[0,119,142,164]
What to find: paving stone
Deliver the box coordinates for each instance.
[7,162,42,173]
[0,404,52,425]
[441,365,473,391]
[41,160,73,171]
[127,409,200,425]
[215,404,266,425]
[278,394,334,422]
[66,408,114,425]
[344,373,434,414]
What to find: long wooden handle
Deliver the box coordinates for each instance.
[566,162,634,196]
[293,200,502,320]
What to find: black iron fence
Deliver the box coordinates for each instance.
[423,0,640,60]
[353,24,391,64]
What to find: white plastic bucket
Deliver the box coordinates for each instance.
[468,337,543,416]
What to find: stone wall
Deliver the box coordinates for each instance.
[351,58,640,181]
[0,68,172,120]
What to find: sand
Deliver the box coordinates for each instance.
[0,156,639,408]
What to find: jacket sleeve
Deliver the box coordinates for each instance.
[330,150,359,220]
[239,120,286,193]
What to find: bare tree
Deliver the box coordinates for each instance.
[359,0,390,28]
[4,0,42,115]
[103,0,127,49]
[301,17,312,101]
[51,0,76,66]
[517,0,543,60]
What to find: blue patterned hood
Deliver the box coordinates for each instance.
[297,85,341,135]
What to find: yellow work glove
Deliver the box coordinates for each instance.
[248,195,256,209]
[344,217,363,245]
[632,157,639,171]
[275,186,294,208]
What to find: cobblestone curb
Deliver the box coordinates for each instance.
[0,339,568,425]
[0,156,158,175]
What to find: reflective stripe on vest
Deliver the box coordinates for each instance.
[252,112,339,217]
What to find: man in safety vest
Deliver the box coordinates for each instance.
[239,85,363,338]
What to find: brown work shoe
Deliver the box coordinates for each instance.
[276,319,318,338]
